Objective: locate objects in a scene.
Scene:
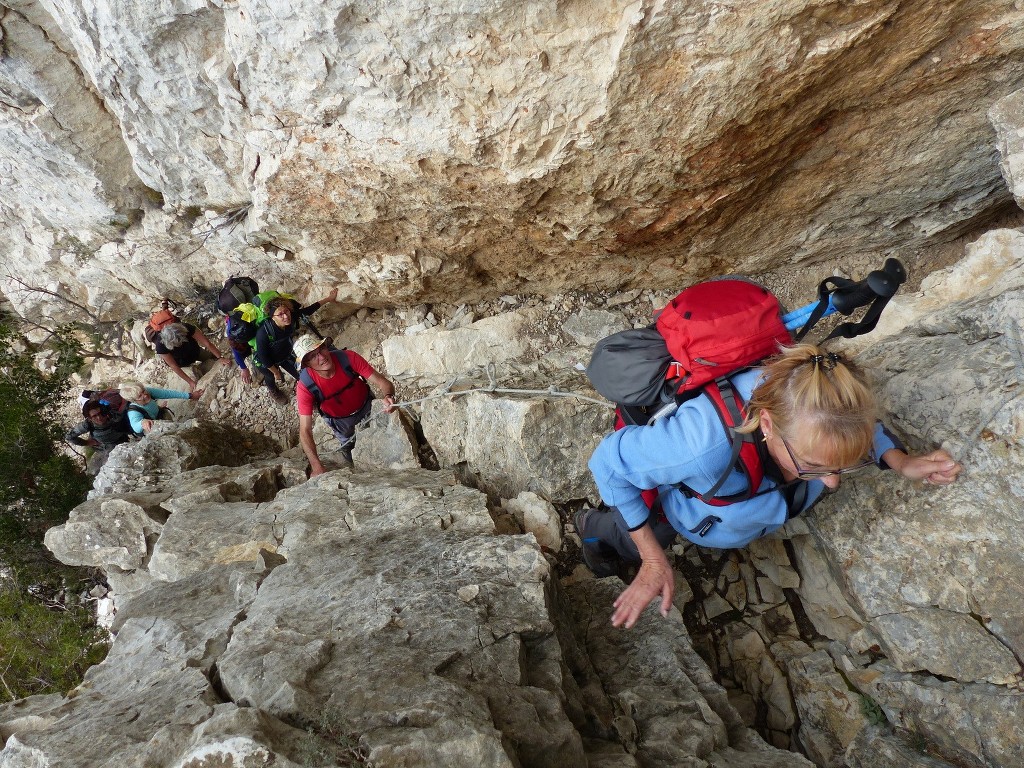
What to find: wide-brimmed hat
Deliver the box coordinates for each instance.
[294,335,328,368]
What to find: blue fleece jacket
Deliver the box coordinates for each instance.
[588,368,903,549]
[126,387,190,434]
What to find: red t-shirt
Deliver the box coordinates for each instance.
[297,349,376,418]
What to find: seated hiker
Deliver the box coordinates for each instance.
[66,399,135,474]
[252,288,340,404]
[155,322,227,391]
[292,334,396,476]
[119,380,203,435]
[579,343,962,630]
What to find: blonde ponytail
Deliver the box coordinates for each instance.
[740,343,877,466]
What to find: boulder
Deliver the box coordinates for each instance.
[848,662,1024,767]
[381,309,543,380]
[420,390,609,500]
[503,491,562,551]
[90,420,280,498]
[352,401,421,471]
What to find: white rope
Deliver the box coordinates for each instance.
[355,362,612,432]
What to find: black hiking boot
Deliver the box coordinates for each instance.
[574,508,622,578]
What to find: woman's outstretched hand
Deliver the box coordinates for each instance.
[892,448,962,485]
[611,550,674,629]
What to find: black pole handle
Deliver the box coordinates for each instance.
[831,258,906,315]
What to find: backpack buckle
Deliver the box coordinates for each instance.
[668,361,687,380]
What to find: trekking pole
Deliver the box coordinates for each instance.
[782,258,907,339]
[299,315,325,340]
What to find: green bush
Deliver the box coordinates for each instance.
[0,581,107,702]
[0,318,108,702]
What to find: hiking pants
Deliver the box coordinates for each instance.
[584,504,678,564]
[260,359,299,393]
[323,398,372,462]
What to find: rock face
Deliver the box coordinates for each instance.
[5,2,1024,322]
[420,390,608,500]
[675,243,1024,766]
[10,228,1024,765]
[1,425,802,767]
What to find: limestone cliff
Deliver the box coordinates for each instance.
[4,1,1024,323]
[5,228,1024,765]
[1,424,810,767]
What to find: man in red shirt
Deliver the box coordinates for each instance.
[294,335,396,476]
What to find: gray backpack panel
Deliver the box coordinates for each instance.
[585,327,673,406]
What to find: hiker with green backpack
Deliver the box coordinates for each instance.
[252,288,341,404]
[579,271,962,629]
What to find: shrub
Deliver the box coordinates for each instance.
[0,580,107,701]
[0,317,108,702]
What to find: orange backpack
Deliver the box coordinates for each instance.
[145,308,178,344]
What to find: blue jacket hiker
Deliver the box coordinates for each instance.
[119,381,201,435]
[580,343,963,630]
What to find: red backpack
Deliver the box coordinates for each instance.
[588,279,792,417]
[588,279,794,507]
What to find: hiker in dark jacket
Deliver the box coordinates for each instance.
[580,343,962,630]
[66,400,135,474]
[292,335,395,475]
[155,322,226,391]
[252,288,339,404]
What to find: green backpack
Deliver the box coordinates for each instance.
[226,290,292,346]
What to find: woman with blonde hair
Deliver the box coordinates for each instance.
[579,343,961,629]
[119,381,203,435]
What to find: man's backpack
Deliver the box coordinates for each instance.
[298,349,369,417]
[217,276,260,315]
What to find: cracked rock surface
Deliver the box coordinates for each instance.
[3,422,802,766]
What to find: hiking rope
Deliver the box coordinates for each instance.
[953,320,1024,463]
[353,362,613,433]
